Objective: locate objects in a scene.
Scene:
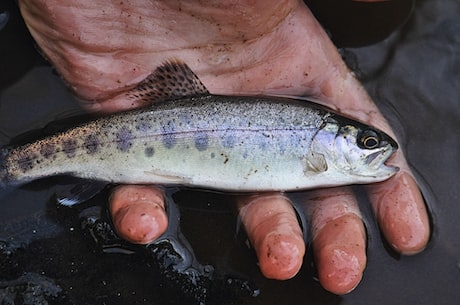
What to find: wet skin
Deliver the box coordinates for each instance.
[18,0,429,294]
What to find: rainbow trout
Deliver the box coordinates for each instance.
[0,61,398,194]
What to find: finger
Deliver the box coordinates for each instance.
[109,185,168,244]
[303,187,366,295]
[237,193,305,280]
[367,168,430,255]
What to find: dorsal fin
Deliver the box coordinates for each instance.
[127,59,210,104]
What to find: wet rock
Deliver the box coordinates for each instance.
[0,273,62,305]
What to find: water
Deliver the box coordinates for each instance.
[1,0,460,304]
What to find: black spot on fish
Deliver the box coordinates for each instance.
[145,146,155,157]
[222,133,236,148]
[221,153,229,164]
[116,126,133,152]
[40,143,56,159]
[210,152,215,159]
[194,131,209,151]
[17,152,38,172]
[135,121,152,133]
[178,113,193,127]
[257,132,272,150]
[84,134,100,154]
[162,120,177,149]
[289,133,303,147]
[63,139,78,158]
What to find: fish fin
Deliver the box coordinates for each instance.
[54,179,108,206]
[126,59,210,104]
[143,170,191,184]
[303,151,328,174]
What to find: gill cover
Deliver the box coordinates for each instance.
[311,114,398,179]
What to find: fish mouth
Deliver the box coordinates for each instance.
[365,143,399,175]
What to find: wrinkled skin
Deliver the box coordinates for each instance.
[18,0,429,294]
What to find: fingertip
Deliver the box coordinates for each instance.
[369,171,430,255]
[109,185,168,244]
[315,245,365,294]
[258,231,305,280]
[112,201,168,244]
[313,215,366,295]
[238,193,306,280]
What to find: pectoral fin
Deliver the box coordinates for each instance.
[303,152,328,174]
[55,179,108,206]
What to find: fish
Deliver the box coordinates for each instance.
[0,60,398,199]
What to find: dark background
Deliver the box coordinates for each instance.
[1,0,459,304]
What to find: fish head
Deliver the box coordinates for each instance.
[311,117,399,183]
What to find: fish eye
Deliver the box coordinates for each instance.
[358,129,381,149]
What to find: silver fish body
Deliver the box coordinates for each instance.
[0,94,398,192]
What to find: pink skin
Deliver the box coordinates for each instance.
[109,185,167,244]
[238,193,305,279]
[304,188,366,294]
[18,0,429,294]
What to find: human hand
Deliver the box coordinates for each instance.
[18,0,429,294]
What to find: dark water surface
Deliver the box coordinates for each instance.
[1,0,459,304]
